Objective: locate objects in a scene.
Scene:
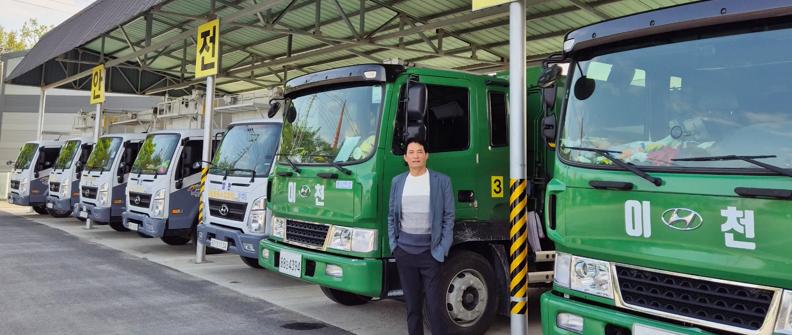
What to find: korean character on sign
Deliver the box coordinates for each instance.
[720,206,756,250]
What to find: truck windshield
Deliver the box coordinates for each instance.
[85,137,122,172]
[281,84,383,164]
[54,140,80,170]
[132,134,180,175]
[210,123,281,177]
[14,143,38,170]
[561,27,792,171]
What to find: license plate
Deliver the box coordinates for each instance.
[209,238,229,251]
[634,324,682,335]
[278,250,302,278]
[46,203,53,209]
[127,222,139,231]
[79,211,88,218]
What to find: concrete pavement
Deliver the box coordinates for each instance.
[0,203,545,334]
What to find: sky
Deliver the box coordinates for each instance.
[0,0,95,31]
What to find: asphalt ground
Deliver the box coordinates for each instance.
[0,203,545,334]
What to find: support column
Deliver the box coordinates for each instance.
[85,102,102,230]
[508,0,528,334]
[196,75,215,264]
[36,89,47,141]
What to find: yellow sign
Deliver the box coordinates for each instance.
[472,0,513,11]
[195,19,220,78]
[90,65,105,104]
[491,176,504,198]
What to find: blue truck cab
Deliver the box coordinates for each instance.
[46,137,94,218]
[77,133,145,230]
[197,119,283,268]
[122,129,216,245]
[7,140,62,214]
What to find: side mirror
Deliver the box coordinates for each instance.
[285,102,297,123]
[34,171,39,178]
[542,115,557,149]
[539,65,562,114]
[403,82,428,142]
[267,101,281,118]
[175,179,183,190]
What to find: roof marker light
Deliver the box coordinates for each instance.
[363,71,377,79]
[563,38,576,53]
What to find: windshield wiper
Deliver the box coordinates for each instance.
[277,154,302,174]
[329,161,352,175]
[564,146,663,186]
[227,168,256,182]
[672,155,792,178]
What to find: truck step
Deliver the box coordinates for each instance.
[534,251,555,263]
[528,271,554,284]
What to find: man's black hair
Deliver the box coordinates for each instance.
[403,137,428,153]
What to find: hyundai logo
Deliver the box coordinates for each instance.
[218,204,230,216]
[299,185,311,198]
[661,208,703,231]
[133,195,141,205]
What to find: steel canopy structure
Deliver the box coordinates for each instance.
[6,0,693,96]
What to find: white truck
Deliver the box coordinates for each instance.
[122,129,216,245]
[46,137,94,218]
[196,119,282,268]
[77,133,146,231]
[7,140,62,214]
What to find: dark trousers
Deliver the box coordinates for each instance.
[394,247,446,335]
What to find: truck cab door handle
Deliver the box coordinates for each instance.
[458,190,475,203]
[589,180,634,191]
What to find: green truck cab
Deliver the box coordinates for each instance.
[259,64,553,334]
[540,1,792,334]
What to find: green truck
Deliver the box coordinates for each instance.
[540,1,792,334]
[259,64,555,334]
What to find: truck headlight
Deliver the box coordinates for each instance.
[152,188,166,217]
[554,252,572,288]
[271,216,286,239]
[246,197,267,234]
[776,290,792,334]
[20,178,29,193]
[328,226,377,253]
[98,182,109,206]
[570,256,614,299]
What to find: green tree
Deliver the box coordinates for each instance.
[0,19,51,54]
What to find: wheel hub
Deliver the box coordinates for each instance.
[446,269,487,326]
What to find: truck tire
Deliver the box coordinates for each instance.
[320,286,372,306]
[109,221,129,232]
[161,235,191,245]
[426,250,498,335]
[49,209,73,218]
[240,256,262,269]
[32,205,49,215]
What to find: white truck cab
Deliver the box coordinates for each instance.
[197,119,282,267]
[122,129,216,245]
[7,140,62,214]
[46,137,94,218]
[77,133,146,230]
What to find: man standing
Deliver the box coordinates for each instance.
[388,138,454,335]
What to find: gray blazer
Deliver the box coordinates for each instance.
[387,169,455,262]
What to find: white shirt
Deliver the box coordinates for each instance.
[400,170,431,235]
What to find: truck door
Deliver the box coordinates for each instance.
[475,87,509,229]
[383,75,478,224]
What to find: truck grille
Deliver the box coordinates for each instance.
[208,199,246,222]
[616,266,774,331]
[286,220,329,249]
[81,186,97,199]
[10,180,19,189]
[128,192,151,208]
[50,182,61,193]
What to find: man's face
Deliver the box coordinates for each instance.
[403,142,428,169]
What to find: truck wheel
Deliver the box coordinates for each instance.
[109,221,129,232]
[32,205,49,215]
[240,256,262,269]
[49,209,73,218]
[320,286,372,306]
[426,250,498,335]
[161,235,191,245]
